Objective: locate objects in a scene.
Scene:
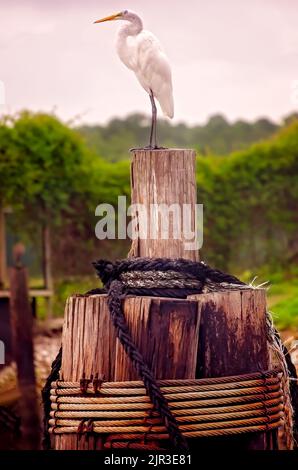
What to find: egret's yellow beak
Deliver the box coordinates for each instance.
[94,12,122,24]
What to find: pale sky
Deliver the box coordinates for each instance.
[0,0,297,125]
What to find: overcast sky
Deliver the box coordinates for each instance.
[0,0,297,125]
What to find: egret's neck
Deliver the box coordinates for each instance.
[118,15,143,40]
[116,15,143,69]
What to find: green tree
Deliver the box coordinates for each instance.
[0,112,96,225]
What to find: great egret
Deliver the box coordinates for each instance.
[94,10,174,149]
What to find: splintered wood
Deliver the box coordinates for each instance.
[56,293,200,449]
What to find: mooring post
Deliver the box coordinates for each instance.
[55,148,275,450]
[55,149,201,450]
[129,149,199,260]
[9,249,41,450]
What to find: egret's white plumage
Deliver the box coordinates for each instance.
[94,10,174,147]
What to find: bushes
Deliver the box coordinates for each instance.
[198,121,298,271]
[1,111,297,275]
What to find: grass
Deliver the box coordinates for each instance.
[36,275,99,319]
[267,280,298,331]
[240,267,298,332]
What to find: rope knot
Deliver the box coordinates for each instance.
[92,257,246,299]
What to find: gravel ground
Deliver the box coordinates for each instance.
[0,321,62,402]
[34,332,61,388]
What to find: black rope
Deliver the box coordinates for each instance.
[87,286,201,299]
[107,278,188,450]
[92,257,245,290]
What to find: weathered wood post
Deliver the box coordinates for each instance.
[42,224,53,319]
[9,246,41,450]
[0,206,6,289]
[129,149,199,260]
[55,149,200,450]
[188,289,272,449]
[55,148,273,450]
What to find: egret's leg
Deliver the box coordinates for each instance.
[149,90,157,148]
[130,91,163,151]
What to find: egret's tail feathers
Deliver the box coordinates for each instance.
[157,89,174,119]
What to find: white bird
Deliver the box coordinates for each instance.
[94,10,174,149]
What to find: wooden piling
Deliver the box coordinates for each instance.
[56,148,274,450]
[9,262,40,450]
[0,207,6,288]
[129,149,199,260]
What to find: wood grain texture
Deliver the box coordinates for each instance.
[188,288,274,450]
[56,294,115,450]
[56,293,200,449]
[129,149,199,260]
[189,289,269,378]
[115,296,200,381]
[61,295,116,382]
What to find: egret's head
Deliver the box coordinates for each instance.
[94,10,136,24]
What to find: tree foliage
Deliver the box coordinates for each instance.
[0,112,93,223]
[198,121,298,270]
[0,111,297,275]
[77,112,284,161]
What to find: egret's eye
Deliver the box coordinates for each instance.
[123,10,128,15]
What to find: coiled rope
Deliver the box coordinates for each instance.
[48,370,284,441]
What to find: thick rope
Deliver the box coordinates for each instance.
[49,407,284,426]
[48,370,284,439]
[266,312,297,447]
[51,370,281,389]
[92,257,246,292]
[41,347,62,450]
[101,421,283,443]
[50,393,283,412]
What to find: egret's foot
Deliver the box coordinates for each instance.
[130,145,168,151]
[129,146,146,151]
